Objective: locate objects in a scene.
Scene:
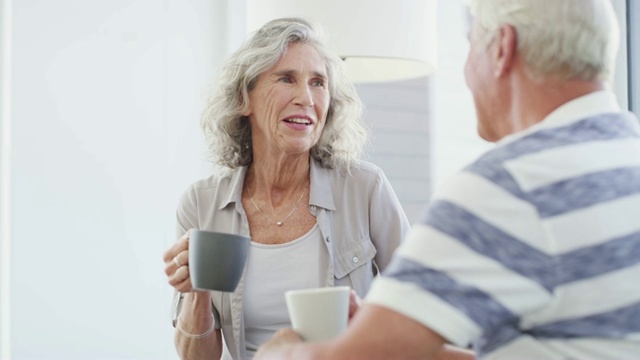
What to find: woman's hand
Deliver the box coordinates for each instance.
[163,230,194,293]
[348,289,362,322]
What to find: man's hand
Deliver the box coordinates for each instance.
[254,328,304,360]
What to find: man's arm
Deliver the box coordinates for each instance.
[256,303,474,360]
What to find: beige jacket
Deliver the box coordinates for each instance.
[174,159,410,359]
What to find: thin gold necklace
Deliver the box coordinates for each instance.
[247,182,308,226]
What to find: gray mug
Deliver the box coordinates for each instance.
[188,230,251,292]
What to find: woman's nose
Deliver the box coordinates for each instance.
[293,84,314,108]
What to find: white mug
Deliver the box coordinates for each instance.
[285,286,350,342]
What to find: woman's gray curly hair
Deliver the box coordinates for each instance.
[201,17,369,171]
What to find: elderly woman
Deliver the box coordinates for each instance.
[163,18,410,359]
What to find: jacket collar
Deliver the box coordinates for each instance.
[309,158,336,211]
[218,158,337,211]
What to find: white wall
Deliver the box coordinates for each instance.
[1,0,13,358]
[5,0,230,358]
[629,0,640,115]
[356,77,432,223]
[432,0,492,191]
[612,0,628,110]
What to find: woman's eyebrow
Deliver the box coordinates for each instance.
[272,69,327,79]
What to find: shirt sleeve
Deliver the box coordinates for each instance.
[367,166,411,271]
[174,183,222,330]
[365,170,553,347]
[176,184,198,240]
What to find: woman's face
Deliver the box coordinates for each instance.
[243,42,330,158]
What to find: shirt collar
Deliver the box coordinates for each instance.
[218,157,336,211]
[498,90,621,145]
[219,166,247,210]
[309,158,336,211]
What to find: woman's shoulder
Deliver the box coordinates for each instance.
[352,160,384,175]
[344,160,386,182]
[190,171,233,190]
[319,159,383,175]
[318,160,387,189]
[179,167,242,203]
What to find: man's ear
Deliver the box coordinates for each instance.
[493,24,517,78]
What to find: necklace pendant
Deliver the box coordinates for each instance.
[276,221,283,226]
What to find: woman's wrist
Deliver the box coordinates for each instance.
[172,291,213,328]
[175,314,216,339]
[183,291,212,306]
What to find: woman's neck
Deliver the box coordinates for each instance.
[245,157,310,209]
[248,153,311,190]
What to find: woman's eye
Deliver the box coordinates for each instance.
[278,76,293,83]
[312,80,325,87]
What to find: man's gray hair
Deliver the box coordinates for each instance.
[468,0,619,82]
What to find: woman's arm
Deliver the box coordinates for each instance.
[174,292,223,360]
[368,167,411,270]
[165,186,225,359]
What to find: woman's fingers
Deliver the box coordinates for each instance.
[348,289,362,321]
[171,266,193,293]
[163,230,194,290]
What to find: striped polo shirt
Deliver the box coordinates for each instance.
[366,91,640,359]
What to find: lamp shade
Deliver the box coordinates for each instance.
[246,0,437,83]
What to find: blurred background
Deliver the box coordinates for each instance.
[0,0,637,359]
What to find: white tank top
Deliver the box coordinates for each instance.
[243,224,329,358]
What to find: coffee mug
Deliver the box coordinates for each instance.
[188,230,251,292]
[285,286,350,342]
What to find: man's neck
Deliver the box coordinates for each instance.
[507,74,605,137]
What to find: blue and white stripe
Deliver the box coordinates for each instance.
[368,110,640,358]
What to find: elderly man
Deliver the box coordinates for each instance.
[256,0,640,359]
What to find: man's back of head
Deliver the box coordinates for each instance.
[464,0,621,141]
[468,0,619,83]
